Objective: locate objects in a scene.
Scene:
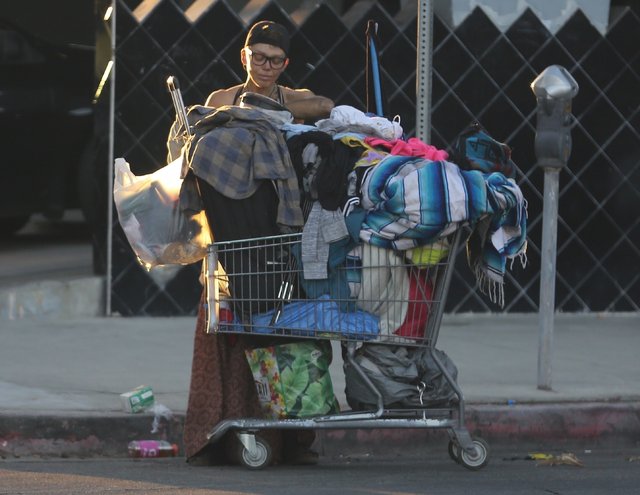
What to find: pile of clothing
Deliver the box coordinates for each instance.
[168,103,527,340]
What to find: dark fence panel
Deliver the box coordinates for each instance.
[108,0,640,315]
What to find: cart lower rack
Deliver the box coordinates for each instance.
[203,229,490,470]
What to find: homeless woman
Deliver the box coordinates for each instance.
[182,20,334,466]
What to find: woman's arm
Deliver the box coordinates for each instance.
[284,88,334,121]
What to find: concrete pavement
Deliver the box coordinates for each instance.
[1,310,639,458]
[1,215,639,459]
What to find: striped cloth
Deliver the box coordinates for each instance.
[359,155,527,306]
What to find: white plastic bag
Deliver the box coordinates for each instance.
[113,157,212,270]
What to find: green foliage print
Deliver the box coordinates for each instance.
[247,341,340,418]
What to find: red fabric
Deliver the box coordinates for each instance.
[394,268,433,339]
[365,136,449,161]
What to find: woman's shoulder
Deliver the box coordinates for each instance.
[205,84,244,107]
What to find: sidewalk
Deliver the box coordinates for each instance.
[1,310,639,458]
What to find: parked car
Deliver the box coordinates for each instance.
[0,19,94,236]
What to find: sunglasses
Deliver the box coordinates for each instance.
[245,48,288,69]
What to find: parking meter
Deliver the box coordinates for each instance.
[530,65,579,169]
[530,65,578,391]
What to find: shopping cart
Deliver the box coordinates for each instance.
[164,73,489,471]
[202,229,490,471]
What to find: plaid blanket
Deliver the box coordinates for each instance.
[360,155,527,306]
[183,105,304,228]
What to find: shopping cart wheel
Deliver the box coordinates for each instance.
[457,437,490,471]
[238,434,272,470]
[447,439,461,463]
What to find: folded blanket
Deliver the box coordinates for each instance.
[359,155,527,306]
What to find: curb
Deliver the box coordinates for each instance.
[2,401,639,459]
[0,276,105,320]
[0,413,185,459]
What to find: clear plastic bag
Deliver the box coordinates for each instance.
[113,157,212,270]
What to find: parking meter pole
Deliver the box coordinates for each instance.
[538,169,560,390]
[530,65,578,391]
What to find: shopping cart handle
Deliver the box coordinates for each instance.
[166,76,180,92]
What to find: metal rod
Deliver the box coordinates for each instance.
[416,0,434,143]
[105,0,116,317]
[429,347,466,429]
[205,245,219,333]
[208,416,455,443]
[537,168,560,390]
[427,229,462,346]
[166,76,192,137]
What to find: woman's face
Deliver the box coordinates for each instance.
[241,42,288,89]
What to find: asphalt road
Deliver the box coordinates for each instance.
[2,448,639,495]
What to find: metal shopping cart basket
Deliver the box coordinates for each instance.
[202,229,490,470]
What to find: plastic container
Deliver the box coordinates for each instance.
[128,440,178,458]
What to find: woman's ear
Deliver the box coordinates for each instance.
[240,48,247,68]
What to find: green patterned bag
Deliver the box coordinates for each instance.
[245,341,340,419]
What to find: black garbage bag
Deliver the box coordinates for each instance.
[344,344,459,410]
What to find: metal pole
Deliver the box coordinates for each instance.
[537,168,559,390]
[416,0,433,143]
[105,0,116,316]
